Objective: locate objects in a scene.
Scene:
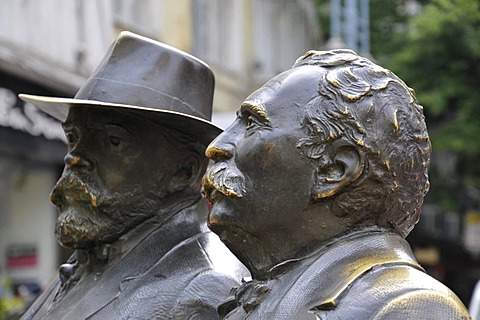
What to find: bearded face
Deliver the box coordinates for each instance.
[51,107,185,250]
[50,170,159,249]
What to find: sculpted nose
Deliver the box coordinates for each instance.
[64,153,93,171]
[205,133,235,161]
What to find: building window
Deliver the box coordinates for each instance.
[252,0,317,82]
[113,0,162,38]
[193,0,244,73]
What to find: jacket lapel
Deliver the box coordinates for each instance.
[46,200,207,319]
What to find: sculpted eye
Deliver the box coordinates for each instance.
[65,132,77,146]
[246,114,263,130]
[109,136,122,146]
[246,115,256,129]
[104,124,134,149]
[243,113,270,137]
[62,122,80,147]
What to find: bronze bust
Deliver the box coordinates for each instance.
[203,49,471,319]
[20,31,247,319]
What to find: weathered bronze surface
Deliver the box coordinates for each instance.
[20,31,248,319]
[203,49,471,319]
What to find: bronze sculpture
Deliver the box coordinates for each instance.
[203,49,471,319]
[19,31,248,319]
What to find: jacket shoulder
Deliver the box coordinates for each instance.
[170,231,249,319]
[371,289,471,320]
[320,265,471,319]
[110,231,247,319]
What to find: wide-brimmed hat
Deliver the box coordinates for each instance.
[19,31,221,145]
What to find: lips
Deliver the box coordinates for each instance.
[207,189,221,205]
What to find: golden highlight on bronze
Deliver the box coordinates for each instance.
[204,162,246,199]
[393,109,400,133]
[385,160,391,171]
[70,156,81,165]
[76,179,98,208]
[415,133,430,141]
[391,181,399,192]
[241,101,270,123]
[90,193,98,208]
[328,77,340,88]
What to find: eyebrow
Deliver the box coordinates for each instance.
[104,123,136,137]
[240,101,270,123]
[62,121,74,131]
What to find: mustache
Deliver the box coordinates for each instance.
[50,172,103,209]
[203,162,246,200]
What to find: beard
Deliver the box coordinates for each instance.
[50,172,159,249]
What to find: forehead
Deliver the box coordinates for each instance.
[244,65,325,118]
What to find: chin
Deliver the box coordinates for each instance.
[208,202,250,245]
[207,199,233,228]
[55,207,114,249]
[207,211,226,235]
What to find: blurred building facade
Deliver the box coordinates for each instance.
[0,0,321,308]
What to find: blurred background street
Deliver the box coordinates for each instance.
[0,0,479,318]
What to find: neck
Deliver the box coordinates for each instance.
[213,210,371,281]
[213,225,275,280]
[84,192,202,265]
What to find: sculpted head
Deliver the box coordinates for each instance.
[293,49,431,237]
[20,32,219,250]
[50,106,207,249]
[203,49,430,270]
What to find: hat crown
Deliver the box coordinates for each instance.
[75,31,214,121]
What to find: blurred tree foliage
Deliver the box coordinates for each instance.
[317,0,480,210]
[373,0,480,211]
[383,0,480,154]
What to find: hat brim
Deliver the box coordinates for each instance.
[19,94,222,146]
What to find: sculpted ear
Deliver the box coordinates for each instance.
[168,154,201,193]
[311,145,364,200]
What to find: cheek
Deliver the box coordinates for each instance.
[97,152,148,192]
[208,195,255,236]
[237,137,313,210]
[237,137,278,173]
[238,137,300,181]
[208,197,235,225]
